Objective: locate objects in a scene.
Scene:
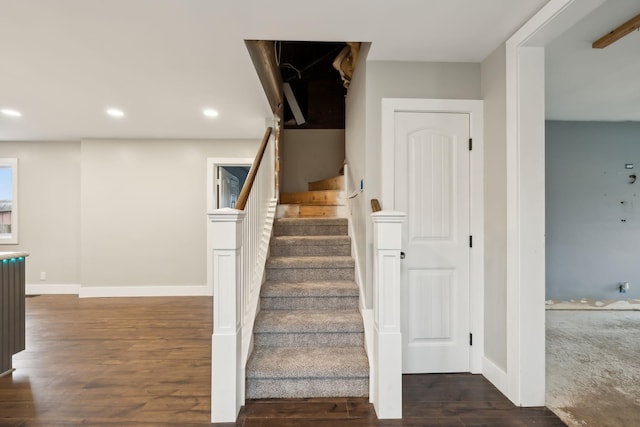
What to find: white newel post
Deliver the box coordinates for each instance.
[371,211,406,419]
[208,209,245,423]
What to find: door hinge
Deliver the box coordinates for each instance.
[469,138,472,151]
[469,235,473,248]
[469,333,473,346]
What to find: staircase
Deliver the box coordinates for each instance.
[246,174,369,399]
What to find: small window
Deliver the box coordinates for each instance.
[0,158,18,244]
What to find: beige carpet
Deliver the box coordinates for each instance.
[546,311,640,426]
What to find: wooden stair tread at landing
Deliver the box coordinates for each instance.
[280,190,344,206]
[308,175,344,191]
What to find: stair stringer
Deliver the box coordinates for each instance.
[240,197,278,383]
[346,201,375,403]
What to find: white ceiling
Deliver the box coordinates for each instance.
[546,0,640,121]
[0,0,551,141]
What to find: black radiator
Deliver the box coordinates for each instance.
[0,255,26,376]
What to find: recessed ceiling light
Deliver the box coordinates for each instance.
[203,109,219,118]
[1,109,22,117]
[106,108,125,118]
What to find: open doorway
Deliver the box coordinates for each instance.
[543,1,640,425]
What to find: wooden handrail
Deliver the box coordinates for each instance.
[235,127,273,210]
[371,199,382,213]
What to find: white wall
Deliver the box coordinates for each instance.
[1,138,259,293]
[280,129,345,193]
[546,121,640,300]
[480,45,508,371]
[0,141,81,286]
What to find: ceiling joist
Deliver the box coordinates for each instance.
[592,13,640,49]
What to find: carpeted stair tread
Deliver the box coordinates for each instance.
[270,235,351,257]
[267,256,354,269]
[271,235,350,245]
[247,347,369,379]
[253,331,363,347]
[261,281,359,298]
[274,217,348,237]
[260,281,359,310]
[255,310,363,333]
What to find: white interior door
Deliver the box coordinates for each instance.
[395,111,471,373]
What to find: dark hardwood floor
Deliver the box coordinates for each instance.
[0,295,565,426]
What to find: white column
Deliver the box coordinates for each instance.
[371,211,406,419]
[208,209,245,423]
[506,44,546,406]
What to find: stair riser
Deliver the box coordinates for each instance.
[267,258,354,269]
[274,224,347,236]
[280,190,344,206]
[267,268,354,282]
[254,332,364,347]
[261,296,359,310]
[270,244,350,257]
[246,378,369,399]
[277,205,347,218]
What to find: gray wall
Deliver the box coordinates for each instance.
[280,129,345,193]
[480,45,508,371]
[346,58,481,309]
[345,43,369,301]
[546,121,640,300]
[0,138,259,290]
[0,141,81,285]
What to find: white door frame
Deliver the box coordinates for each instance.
[206,157,253,295]
[505,0,607,406]
[381,98,484,374]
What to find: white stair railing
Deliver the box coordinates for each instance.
[370,205,405,419]
[208,127,277,423]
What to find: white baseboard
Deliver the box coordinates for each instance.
[26,283,213,298]
[482,356,508,397]
[26,283,81,295]
[79,284,212,298]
